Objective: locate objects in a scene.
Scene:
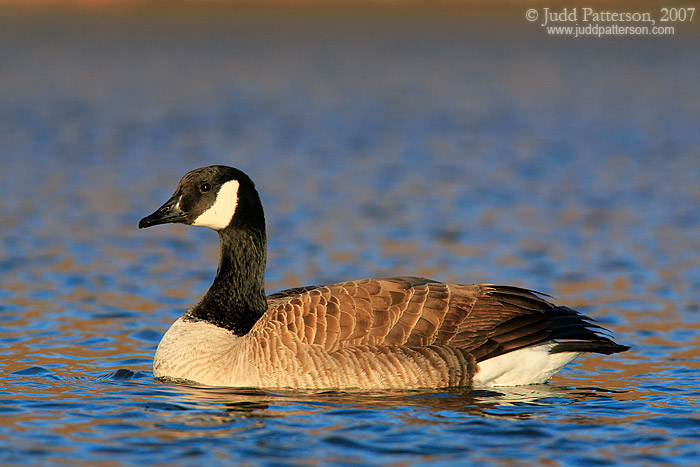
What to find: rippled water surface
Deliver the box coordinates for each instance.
[1,4,699,466]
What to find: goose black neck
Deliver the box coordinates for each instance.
[187,224,267,336]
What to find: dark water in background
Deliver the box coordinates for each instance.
[1,4,699,466]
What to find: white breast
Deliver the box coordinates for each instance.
[153,317,258,386]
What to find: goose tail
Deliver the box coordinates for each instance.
[550,341,630,355]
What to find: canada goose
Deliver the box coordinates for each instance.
[139,165,629,389]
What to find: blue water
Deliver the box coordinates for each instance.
[1,5,699,466]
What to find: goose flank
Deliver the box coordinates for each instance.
[139,165,629,389]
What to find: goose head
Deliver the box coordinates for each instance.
[139,165,268,335]
[138,165,265,233]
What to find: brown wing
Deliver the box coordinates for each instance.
[261,276,625,361]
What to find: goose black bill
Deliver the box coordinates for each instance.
[139,194,187,228]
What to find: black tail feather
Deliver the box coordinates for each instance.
[550,341,630,355]
[472,286,630,362]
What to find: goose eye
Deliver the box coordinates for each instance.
[200,183,211,193]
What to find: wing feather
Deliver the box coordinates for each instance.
[260,276,624,362]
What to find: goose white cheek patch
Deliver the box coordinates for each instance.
[192,180,240,230]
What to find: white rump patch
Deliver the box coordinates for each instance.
[473,342,583,387]
[192,180,240,230]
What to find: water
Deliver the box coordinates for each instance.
[1,4,699,466]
